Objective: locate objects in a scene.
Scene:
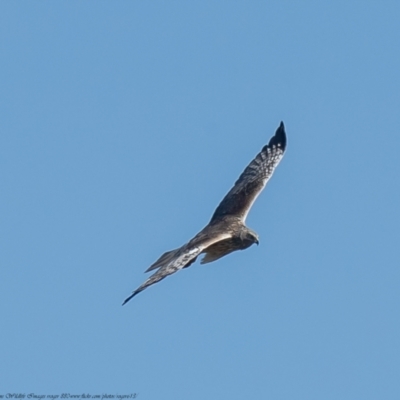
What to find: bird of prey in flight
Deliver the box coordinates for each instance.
[123,122,287,305]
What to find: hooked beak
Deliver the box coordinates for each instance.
[255,238,259,246]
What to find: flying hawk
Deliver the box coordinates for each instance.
[123,122,287,305]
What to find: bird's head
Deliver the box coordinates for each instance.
[240,228,259,248]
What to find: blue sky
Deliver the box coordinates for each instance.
[1,1,399,399]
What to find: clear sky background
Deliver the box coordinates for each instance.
[1,1,399,399]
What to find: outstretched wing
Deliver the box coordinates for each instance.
[122,230,232,305]
[145,248,180,272]
[210,122,287,223]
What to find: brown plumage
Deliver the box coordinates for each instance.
[122,122,287,305]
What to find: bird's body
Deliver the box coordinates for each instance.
[123,122,287,304]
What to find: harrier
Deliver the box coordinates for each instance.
[123,122,287,304]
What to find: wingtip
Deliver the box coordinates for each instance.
[277,121,286,137]
[122,292,137,306]
[122,299,128,306]
[267,121,287,151]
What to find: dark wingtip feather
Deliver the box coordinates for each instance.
[267,121,287,151]
[122,291,139,306]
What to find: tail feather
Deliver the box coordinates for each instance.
[200,252,224,264]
